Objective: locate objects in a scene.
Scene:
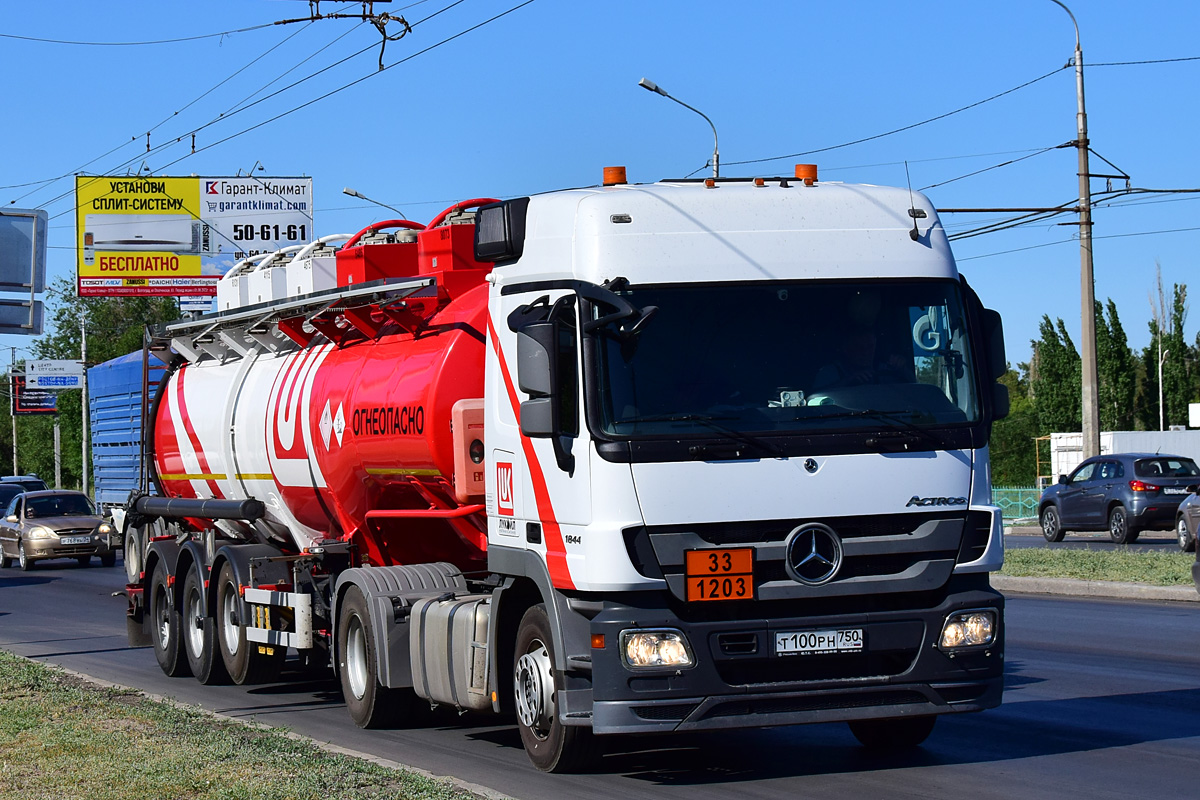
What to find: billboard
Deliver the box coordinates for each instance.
[11,376,57,415]
[75,176,313,297]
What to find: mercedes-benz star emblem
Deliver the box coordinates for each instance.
[784,523,843,585]
[804,458,818,473]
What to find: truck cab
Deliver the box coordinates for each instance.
[481,169,1008,767]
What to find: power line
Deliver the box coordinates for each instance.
[918,144,1067,191]
[725,65,1067,168]
[43,0,536,222]
[958,224,1200,262]
[0,23,278,47]
[1090,55,1200,67]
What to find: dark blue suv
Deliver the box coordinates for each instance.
[1038,453,1200,544]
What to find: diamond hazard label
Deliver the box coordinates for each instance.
[320,401,334,450]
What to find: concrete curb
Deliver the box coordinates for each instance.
[992,574,1200,603]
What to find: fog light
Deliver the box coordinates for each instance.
[621,629,694,669]
[939,609,997,650]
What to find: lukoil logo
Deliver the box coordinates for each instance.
[496,462,514,516]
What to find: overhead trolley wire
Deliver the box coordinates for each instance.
[0,22,279,47]
[44,0,537,222]
[725,65,1068,168]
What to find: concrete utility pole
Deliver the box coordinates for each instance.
[1048,0,1100,458]
[81,315,89,496]
[9,347,16,475]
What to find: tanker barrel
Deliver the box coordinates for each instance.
[134,496,266,522]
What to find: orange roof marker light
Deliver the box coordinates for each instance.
[795,164,818,186]
[603,166,627,186]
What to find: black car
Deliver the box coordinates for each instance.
[1038,453,1200,544]
[1,475,48,491]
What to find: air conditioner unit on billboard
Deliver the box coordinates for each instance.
[82,213,215,264]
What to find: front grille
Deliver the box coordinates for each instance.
[715,650,918,686]
[717,632,759,656]
[633,703,699,721]
[702,690,926,719]
[630,511,966,603]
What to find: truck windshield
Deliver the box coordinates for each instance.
[591,279,981,437]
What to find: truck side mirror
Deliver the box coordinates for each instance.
[992,383,1009,420]
[509,295,579,473]
[982,308,1006,381]
[517,322,556,438]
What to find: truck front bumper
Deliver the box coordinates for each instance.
[583,577,1003,735]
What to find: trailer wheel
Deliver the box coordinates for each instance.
[150,561,190,677]
[513,604,597,773]
[848,715,937,749]
[125,525,146,584]
[215,562,284,685]
[337,585,417,728]
[182,567,230,685]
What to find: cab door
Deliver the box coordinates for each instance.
[1058,462,1097,527]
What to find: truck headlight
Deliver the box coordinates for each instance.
[939,609,997,651]
[27,526,55,540]
[621,629,694,669]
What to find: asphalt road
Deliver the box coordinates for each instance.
[2,557,1199,799]
[1005,526,1185,552]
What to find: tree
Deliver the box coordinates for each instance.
[1095,299,1136,431]
[1029,315,1081,434]
[1139,272,1192,430]
[989,364,1038,485]
[8,276,180,489]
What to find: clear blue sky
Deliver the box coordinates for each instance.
[2,0,1198,369]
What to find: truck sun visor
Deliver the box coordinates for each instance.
[474,197,529,263]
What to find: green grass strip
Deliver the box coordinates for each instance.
[0,650,474,800]
[1001,547,1195,586]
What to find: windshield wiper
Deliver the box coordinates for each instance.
[615,413,788,459]
[798,408,945,449]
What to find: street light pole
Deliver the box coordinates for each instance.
[342,187,407,220]
[1047,0,1099,458]
[638,78,720,178]
[1159,347,1169,432]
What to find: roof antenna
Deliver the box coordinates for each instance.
[904,161,926,242]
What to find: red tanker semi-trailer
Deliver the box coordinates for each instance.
[120,168,1011,772]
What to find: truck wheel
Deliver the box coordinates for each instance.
[1040,505,1065,542]
[150,561,191,677]
[1109,506,1137,545]
[125,525,145,584]
[215,562,284,685]
[1178,517,1197,553]
[848,715,937,749]
[337,585,416,728]
[182,567,230,685]
[513,604,597,773]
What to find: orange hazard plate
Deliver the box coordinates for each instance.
[685,548,754,602]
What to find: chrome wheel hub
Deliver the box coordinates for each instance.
[345,616,369,700]
[514,639,554,739]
